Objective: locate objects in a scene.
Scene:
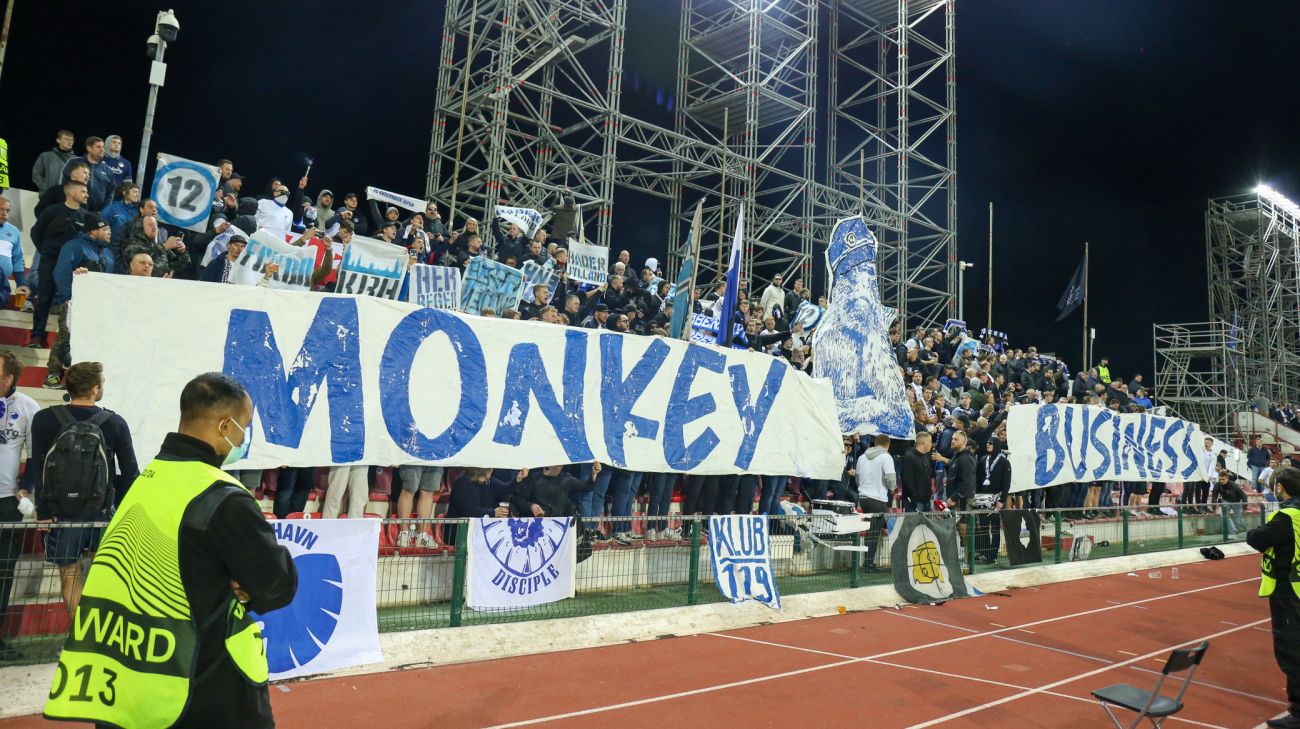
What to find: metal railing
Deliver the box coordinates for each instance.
[0,503,1273,667]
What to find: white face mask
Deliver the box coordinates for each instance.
[275,194,289,205]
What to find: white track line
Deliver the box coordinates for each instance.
[903,618,1271,728]
[483,576,1255,728]
[1129,666,1287,707]
[885,610,1113,664]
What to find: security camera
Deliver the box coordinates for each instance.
[146,33,161,59]
[156,10,180,43]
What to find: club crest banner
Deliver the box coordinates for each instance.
[812,217,915,440]
[890,513,969,604]
[408,264,462,310]
[495,206,543,238]
[337,235,410,300]
[151,153,221,233]
[460,256,525,314]
[468,517,576,610]
[709,515,781,609]
[1007,404,1211,492]
[253,518,382,680]
[69,274,845,477]
[567,239,609,286]
[230,231,317,290]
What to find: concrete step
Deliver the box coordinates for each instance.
[0,345,53,370]
[0,309,59,332]
[18,385,66,408]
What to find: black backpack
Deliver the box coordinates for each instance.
[42,406,114,516]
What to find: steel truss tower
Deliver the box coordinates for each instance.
[427,0,627,247]
[1154,189,1300,436]
[828,0,958,331]
[427,0,957,326]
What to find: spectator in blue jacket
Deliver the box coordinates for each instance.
[0,196,29,309]
[102,182,140,242]
[101,135,133,188]
[59,137,115,212]
[45,213,115,388]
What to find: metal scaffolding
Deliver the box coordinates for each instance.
[427,0,958,327]
[1154,188,1300,437]
[1152,322,1247,438]
[828,0,958,330]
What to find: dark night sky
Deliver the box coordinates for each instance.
[3,0,1298,378]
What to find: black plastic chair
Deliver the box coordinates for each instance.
[1092,641,1209,728]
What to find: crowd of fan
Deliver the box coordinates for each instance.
[0,130,1279,560]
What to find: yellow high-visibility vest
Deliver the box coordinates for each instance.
[1260,507,1300,598]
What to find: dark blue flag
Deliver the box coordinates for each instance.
[1055,256,1086,322]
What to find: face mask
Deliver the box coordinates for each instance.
[221,419,252,466]
[275,194,289,206]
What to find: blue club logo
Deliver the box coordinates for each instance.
[481,518,570,578]
[253,553,343,673]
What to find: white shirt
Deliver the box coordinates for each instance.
[1198,448,1216,481]
[1260,466,1275,488]
[0,391,40,498]
[855,450,896,503]
[255,198,294,239]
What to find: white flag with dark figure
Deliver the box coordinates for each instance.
[468,517,577,610]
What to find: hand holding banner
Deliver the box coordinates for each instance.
[496,206,543,238]
[337,235,410,300]
[231,231,317,289]
[460,256,525,313]
[365,186,425,215]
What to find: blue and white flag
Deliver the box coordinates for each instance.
[408,264,462,310]
[230,231,317,290]
[365,185,424,215]
[468,517,576,610]
[709,515,780,609]
[337,235,410,300]
[566,238,608,286]
[669,256,695,339]
[812,216,915,440]
[716,209,743,347]
[519,259,561,304]
[254,518,382,680]
[460,256,525,314]
[151,153,221,233]
[496,206,543,238]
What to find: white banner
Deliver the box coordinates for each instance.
[709,515,781,609]
[468,517,576,610]
[231,231,317,290]
[495,206,543,238]
[337,235,410,300]
[365,186,424,215]
[519,260,560,305]
[566,239,608,286]
[460,256,524,314]
[253,518,382,680]
[69,274,845,477]
[1007,404,1212,492]
[408,264,461,310]
[151,153,220,233]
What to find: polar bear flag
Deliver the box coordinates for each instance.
[812,216,915,440]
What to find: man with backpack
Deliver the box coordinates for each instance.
[25,362,138,615]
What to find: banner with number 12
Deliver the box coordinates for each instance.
[151,153,221,233]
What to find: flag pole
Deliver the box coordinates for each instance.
[1082,241,1090,372]
[717,108,729,278]
[682,199,703,340]
[986,202,993,331]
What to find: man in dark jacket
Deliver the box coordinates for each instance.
[945,431,977,511]
[29,179,88,348]
[1248,467,1300,728]
[31,130,75,193]
[900,432,935,512]
[1250,437,1273,496]
[509,465,584,521]
[60,136,115,212]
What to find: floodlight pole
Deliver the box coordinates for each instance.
[0,0,15,86]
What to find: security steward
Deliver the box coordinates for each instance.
[45,372,297,728]
[1249,466,1300,729]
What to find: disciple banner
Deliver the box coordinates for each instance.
[253,518,382,680]
[461,256,525,313]
[337,235,410,300]
[709,515,781,609]
[70,274,845,477]
[813,217,915,440]
[468,517,576,611]
[231,231,317,290]
[1007,404,1212,492]
[408,264,461,310]
[566,239,609,286]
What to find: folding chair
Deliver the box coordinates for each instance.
[1092,641,1209,728]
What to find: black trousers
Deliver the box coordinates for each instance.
[1272,595,1300,715]
[715,475,740,515]
[683,475,719,519]
[0,497,21,640]
[31,255,57,341]
[859,497,889,568]
[1148,483,1166,509]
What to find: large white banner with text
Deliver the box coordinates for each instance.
[1007,404,1212,492]
[69,274,845,477]
[231,231,317,290]
[253,518,382,680]
[468,517,576,610]
[337,235,410,300]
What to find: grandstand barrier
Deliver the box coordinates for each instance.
[0,504,1274,667]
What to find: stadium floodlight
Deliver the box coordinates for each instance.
[1256,183,1300,218]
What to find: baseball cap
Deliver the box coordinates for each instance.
[229,230,249,244]
[80,212,108,232]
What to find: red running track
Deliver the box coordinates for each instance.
[3,556,1284,728]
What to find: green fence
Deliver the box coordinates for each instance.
[0,503,1274,668]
